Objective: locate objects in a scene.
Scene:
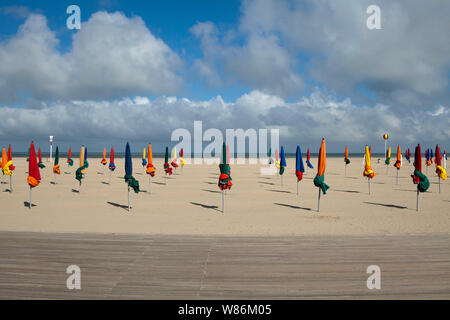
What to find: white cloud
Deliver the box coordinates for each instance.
[193,0,450,106]
[259,0,449,103]
[0,11,183,104]
[191,21,304,97]
[1,89,448,152]
[429,105,448,117]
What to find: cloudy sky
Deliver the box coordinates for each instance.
[0,0,448,153]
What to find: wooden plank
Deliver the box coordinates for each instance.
[0,231,448,299]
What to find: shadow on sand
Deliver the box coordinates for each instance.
[274,203,311,211]
[394,189,415,192]
[333,189,360,194]
[268,189,291,194]
[190,202,220,212]
[364,202,407,209]
[23,201,36,208]
[107,201,129,210]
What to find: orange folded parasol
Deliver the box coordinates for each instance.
[313,139,329,211]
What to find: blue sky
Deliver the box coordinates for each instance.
[0,0,448,152]
[0,0,247,101]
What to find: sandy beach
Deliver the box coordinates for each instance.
[1,157,448,236]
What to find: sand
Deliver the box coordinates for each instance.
[0,157,448,236]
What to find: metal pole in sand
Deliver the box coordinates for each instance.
[128,186,130,211]
[385,140,388,176]
[368,177,371,195]
[54,173,56,185]
[297,180,299,196]
[9,175,12,192]
[344,164,347,177]
[109,170,112,185]
[416,188,419,212]
[396,170,399,185]
[78,181,82,193]
[222,189,225,213]
[148,175,152,194]
[165,173,167,185]
[317,188,321,212]
[29,187,32,209]
[281,175,283,186]
[438,177,441,194]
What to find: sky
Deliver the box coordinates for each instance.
[0,0,448,154]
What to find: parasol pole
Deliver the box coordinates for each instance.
[29,187,32,209]
[109,170,112,185]
[148,175,152,194]
[165,172,167,185]
[49,136,53,163]
[368,177,371,195]
[281,174,283,186]
[438,177,441,194]
[416,187,419,212]
[297,180,299,196]
[317,188,321,212]
[222,189,225,213]
[9,175,12,192]
[344,163,347,177]
[78,181,82,193]
[128,185,130,211]
[54,173,56,185]
[396,170,399,185]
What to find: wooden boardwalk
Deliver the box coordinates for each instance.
[0,231,448,299]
